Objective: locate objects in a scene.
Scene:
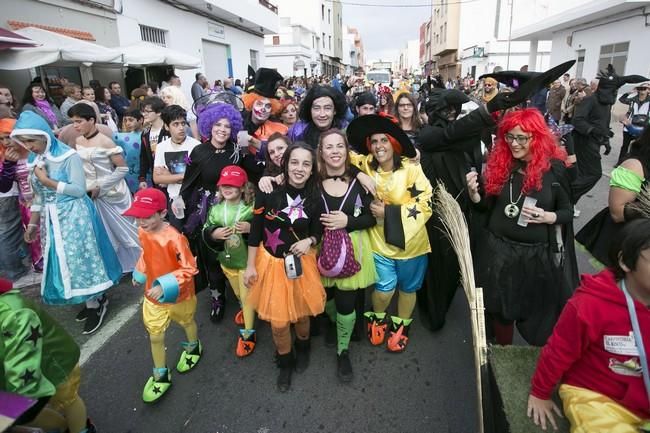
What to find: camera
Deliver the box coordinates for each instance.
[284,254,303,279]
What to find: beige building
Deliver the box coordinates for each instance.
[430,0,460,81]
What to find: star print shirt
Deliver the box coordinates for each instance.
[248,184,324,258]
[0,289,79,399]
[350,153,433,259]
[133,224,198,304]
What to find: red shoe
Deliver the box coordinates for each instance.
[368,318,387,346]
[236,332,256,357]
[387,324,409,353]
[234,309,244,326]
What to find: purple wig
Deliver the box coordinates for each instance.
[197,103,243,142]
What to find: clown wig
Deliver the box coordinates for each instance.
[241,92,283,116]
[484,108,568,196]
[197,103,243,142]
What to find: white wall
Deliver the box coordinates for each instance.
[116,0,267,97]
[547,13,650,81]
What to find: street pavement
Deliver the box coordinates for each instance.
[12,121,625,433]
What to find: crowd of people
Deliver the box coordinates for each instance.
[1,59,650,433]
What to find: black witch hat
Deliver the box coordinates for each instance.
[346,113,417,158]
[595,64,648,105]
[249,67,283,99]
[479,60,576,90]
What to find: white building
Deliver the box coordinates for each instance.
[264,0,344,78]
[342,26,359,76]
[2,0,279,99]
[512,0,650,80]
[398,40,420,75]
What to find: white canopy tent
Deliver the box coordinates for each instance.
[0,27,123,70]
[120,41,201,70]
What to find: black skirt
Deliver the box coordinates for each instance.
[475,230,572,346]
[575,206,621,267]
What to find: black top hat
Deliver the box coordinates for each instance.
[480,60,576,90]
[346,114,416,158]
[250,68,283,98]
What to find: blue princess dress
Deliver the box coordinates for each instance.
[12,112,122,305]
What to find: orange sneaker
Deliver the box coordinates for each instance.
[387,324,409,353]
[368,318,387,346]
[234,309,244,326]
[236,332,256,357]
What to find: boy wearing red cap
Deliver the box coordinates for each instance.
[202,166,256,357]
[124,188,201,403]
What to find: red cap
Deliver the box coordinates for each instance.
[0,278,12,294]
[217,165,248,188]
[123,188,167,218]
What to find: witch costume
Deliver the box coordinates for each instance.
[11,112,121,305]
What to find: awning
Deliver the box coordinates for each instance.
[120,41,201,69]
[0,28,40,50]
[0,27,123,70]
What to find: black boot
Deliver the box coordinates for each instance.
[337,349,353,383]
[294,338,311,373]
[276,352,295,392]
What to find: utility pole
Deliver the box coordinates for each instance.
[506,0,514,69]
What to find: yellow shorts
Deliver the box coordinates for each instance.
[559,384,648,433]
[47,364,81,412]
[143,296,197,335]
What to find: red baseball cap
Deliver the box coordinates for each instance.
[0,278,12,294]
[217,165,248,188]
[123,188,167,218]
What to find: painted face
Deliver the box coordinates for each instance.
[31,86,46,101]
[370,133,395,169]
[267,137,288,168]
[310,96,335,130]
[82,88,95,101]
[104,88,111,101]
[357,104,376,116]
[70,115,95,135]
[14,136,47,154]
[504,125,533,161]
[286,147,313,189]
[252,98,272,123]
[281,104,297,126]
[136,211,165,232]
[320,133,347,172]
[166,118,187,143]
[211,118,231,145]
[397,97,414,119]
[219,185,242,202]
[123,116,142,132]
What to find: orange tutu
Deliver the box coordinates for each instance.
[246,247,325,324]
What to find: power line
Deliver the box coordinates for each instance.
[325,0,479,7]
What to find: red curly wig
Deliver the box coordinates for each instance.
[484,108,568,196]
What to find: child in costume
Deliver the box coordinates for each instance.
[527,219,650,432]
[346,113,433,353]
[124,188,201,403]
[202,165,255,357]
[0,278,96,433]
[244,142,326,392]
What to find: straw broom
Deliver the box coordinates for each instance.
[433,182,487,433]
[629,184,650,218]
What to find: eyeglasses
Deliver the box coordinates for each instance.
[504,133,532,145]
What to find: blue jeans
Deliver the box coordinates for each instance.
[0,196,29,280]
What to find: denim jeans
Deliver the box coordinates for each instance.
[0,196,29,280]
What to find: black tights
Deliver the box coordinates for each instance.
[325,286,357,315]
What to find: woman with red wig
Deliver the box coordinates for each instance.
[466,108,576,346]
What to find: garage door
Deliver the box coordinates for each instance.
[202,40,229,83]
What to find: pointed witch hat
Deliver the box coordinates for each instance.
[479,60,576,90]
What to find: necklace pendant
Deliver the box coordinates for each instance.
[504,203,520,218]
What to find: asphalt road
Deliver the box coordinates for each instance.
[12,123,624,433]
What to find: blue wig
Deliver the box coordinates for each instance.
[197,103,243,142]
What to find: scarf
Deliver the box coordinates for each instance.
[34,99,58,127]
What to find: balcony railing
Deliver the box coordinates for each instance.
[259,0,278,14]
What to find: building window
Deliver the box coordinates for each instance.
[322,4,325,20]
[312,35,315,49]
[322,33,325,48]
[272,35,280,45]
[250,49,259,70]
[575,49,585,78]
[598,42,629,74]
[329,35,331,50]
[443,23,446,43]
[139,24,167,47]
[328,9,331,24]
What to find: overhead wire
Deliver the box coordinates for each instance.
[324,0,480,8]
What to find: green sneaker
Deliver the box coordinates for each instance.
[142,374,171,403]
[176,341,202,373]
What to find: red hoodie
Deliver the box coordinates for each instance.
[531,269,650,418]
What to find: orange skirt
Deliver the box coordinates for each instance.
[246,247,325,324]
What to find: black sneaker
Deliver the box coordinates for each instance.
[337,350,353,383]
[325,321,337,347]
[75,306,89,322]
[82,299,108,335]
[209,295,225,323]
